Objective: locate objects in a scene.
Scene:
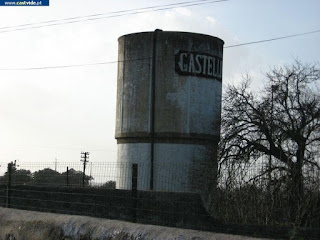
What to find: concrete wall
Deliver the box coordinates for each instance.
[116,31,224,191]
[0,184,208,226]
[117,143,207,191]
[0,207,269,240]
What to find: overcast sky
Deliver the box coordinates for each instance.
[0,0,319,169]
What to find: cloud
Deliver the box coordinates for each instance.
[206,16,216,24]
[175,7,192,16]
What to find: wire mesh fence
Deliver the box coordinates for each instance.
[217,156,320,228]
[0,159,319,237]
[0,161,194,191]
[0,161,118,188]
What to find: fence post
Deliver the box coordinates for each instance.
[6,162,13,208]
[132,164,138,223]
[66,167,69,186]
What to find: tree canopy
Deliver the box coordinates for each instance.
[219,61,320,226]
[0,166,93,187]
[0,168,32,184]
[220,61,320,193]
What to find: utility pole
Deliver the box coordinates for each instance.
[54,157,59,171]
[6,160,17,208]
[89,162,92,186]
[80,152,89,187]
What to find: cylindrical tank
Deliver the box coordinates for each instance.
[116,30,223,192]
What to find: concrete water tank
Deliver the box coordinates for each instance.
[116,30,224,192]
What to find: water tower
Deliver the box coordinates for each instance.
[116,30,223,192]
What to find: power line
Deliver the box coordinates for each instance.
[224,30,320,48]
[0,0,226,30]
[0,57,151,71]
[0,0,230,34]
[0,61,117,71]
[0,29,319,72]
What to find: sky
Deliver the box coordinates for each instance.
[0,0,319,171]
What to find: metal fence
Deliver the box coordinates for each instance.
[217,156,320,228]
[0,160,319,237]
[0,161,212,233]
[0,161,194,191]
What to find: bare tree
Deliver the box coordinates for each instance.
[219,61,320,225]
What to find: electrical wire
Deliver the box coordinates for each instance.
[0,0,227,30]
[0,61,117,71]
[0,0,230,34]
[0,29,319,71]
[0,57,152,71]
[224,29,320,48]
